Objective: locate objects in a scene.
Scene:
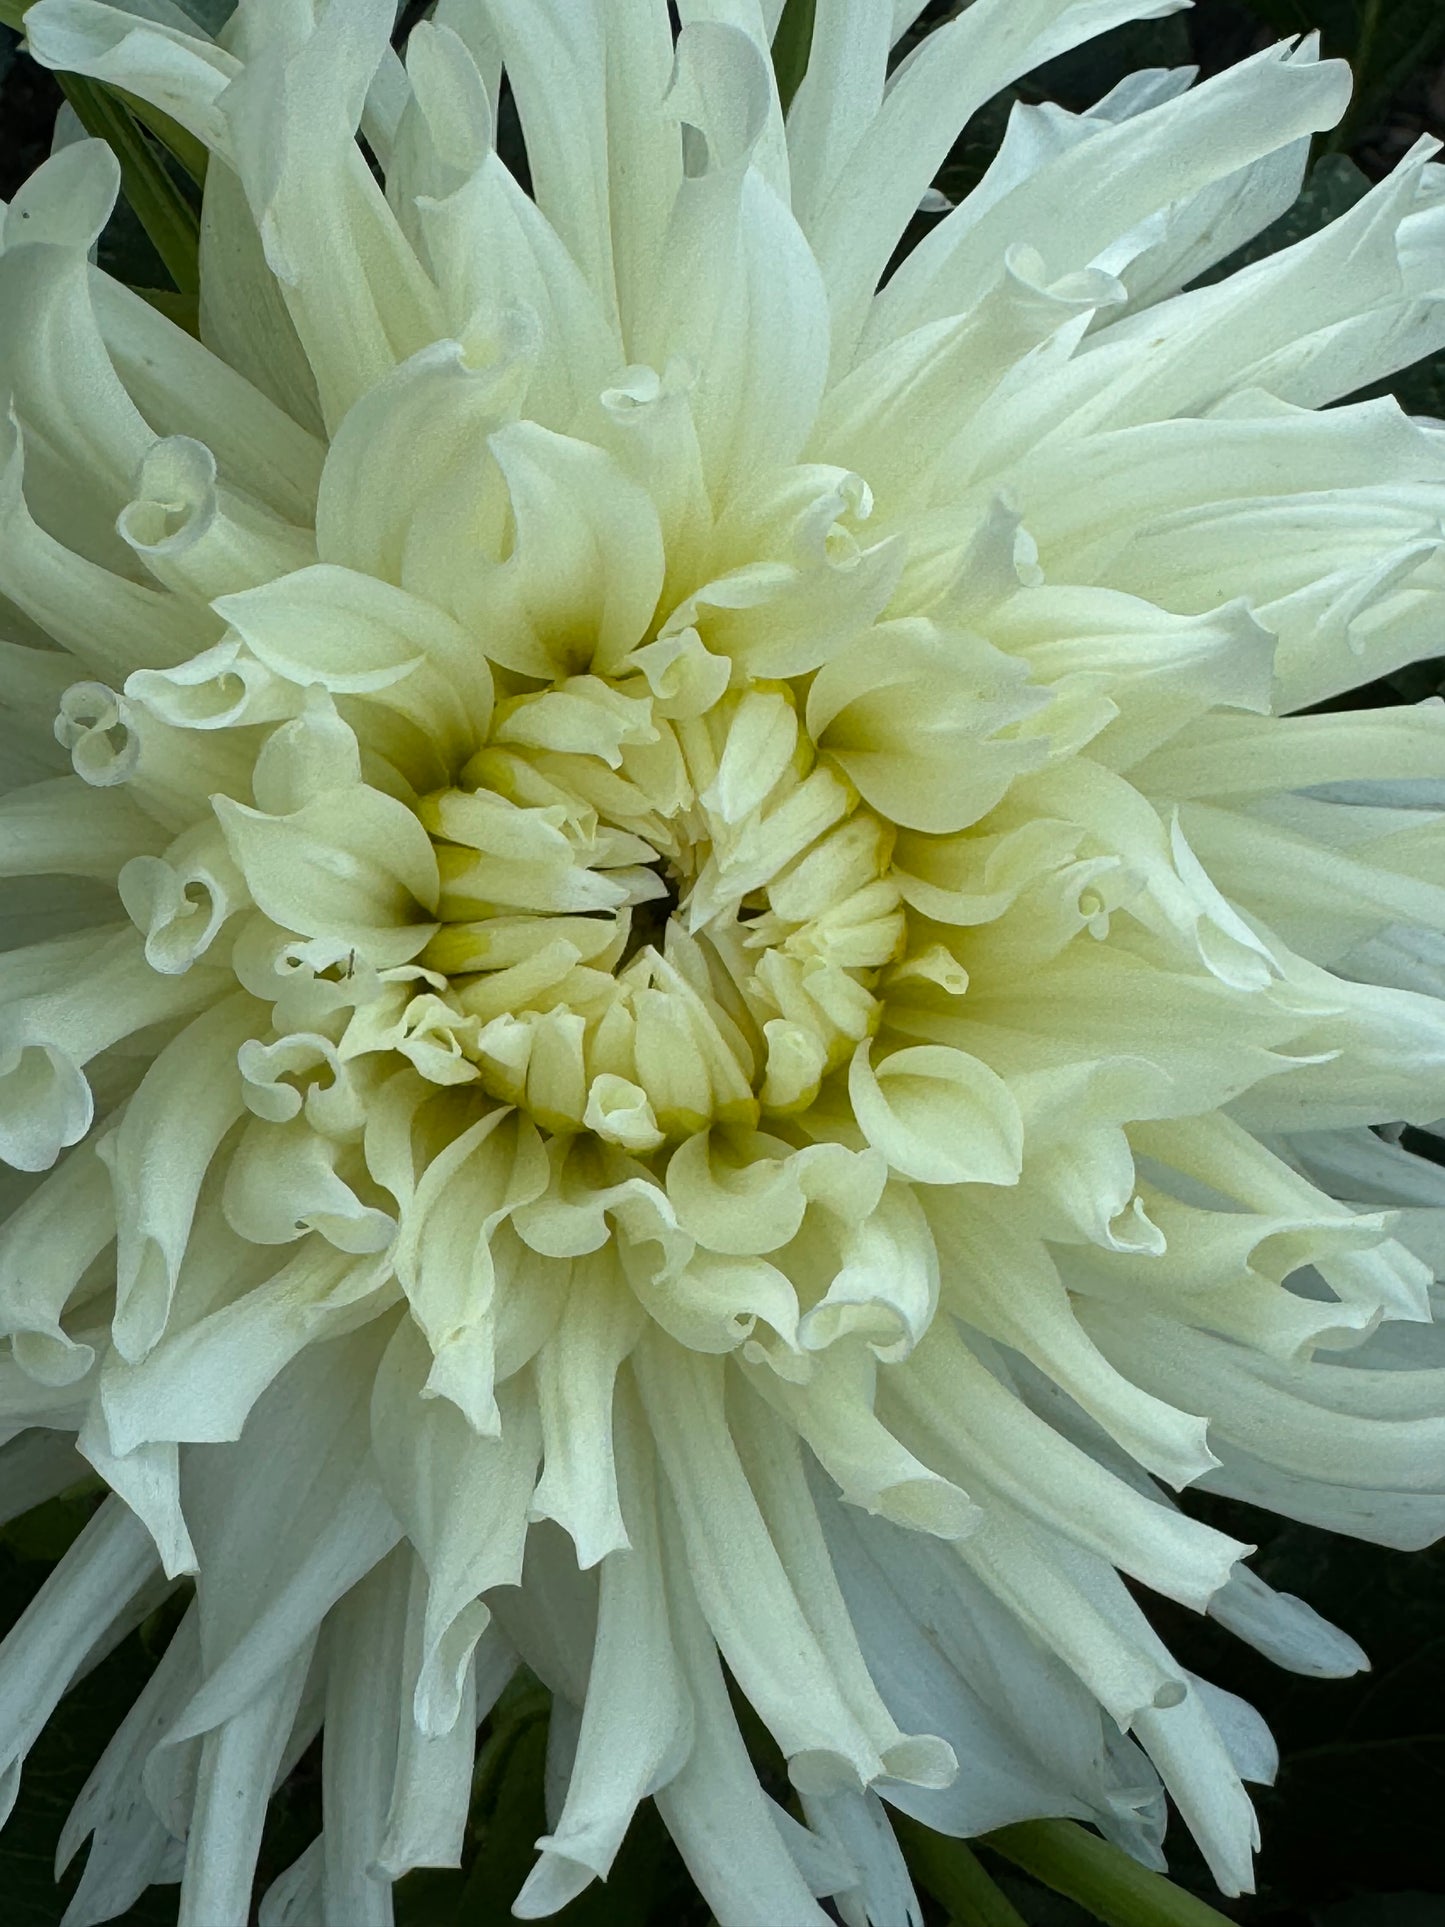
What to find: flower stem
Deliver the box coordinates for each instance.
[770,0,816,115]
[54,72,201,317]
[982,1821,1236,1927]
[894,1816,1031,1927]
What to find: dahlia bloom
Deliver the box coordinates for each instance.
[1,0,1444,1919]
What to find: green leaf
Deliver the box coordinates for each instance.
[3,0,207,180]
[110,87,209,189]
[129,285,202,332]
[982,1821,1236,1927]
[896,1814,1031,1927]
[449,1713,550,1923]
[770,0,816,116]
[53,73,200,312]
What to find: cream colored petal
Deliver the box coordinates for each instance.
[652,1489,834,1927]
[639,24,829,496]
[848,1039,1022,1187]
[472,0,621,336]
[117,436,315,604]
[515,1387,694,1915]
[94,273,325,527]
[746,1342,980,1540]
[98,990,258,1362]
[872,43,1349,347]
[888,1325,1248,1613]
[319,1548,408,1925]
[529,1249,645,1567]
[219,0,444,432]
[809,0,1192,363]
[0,410,214,678]
[927,1188,1216,1488]
[0,927,227,1171]
[215,783,440,971]
[373,1562,507,1878]
[172,1321,402,1743]
[215,562,489,766]
[100,1240,393,1453]
[0,145,152,514]
[634,1331,897,1793]
[0,1141,113,1372]
[24,0,240,154]
[807,619,1045,834]
[198,161,324,439]
[178,1640,315,1927]
[443,422,665,680]
[784,0,891,233]
[821,253,1123,513]
[370,1321,540,1735]
[0,775,165,881]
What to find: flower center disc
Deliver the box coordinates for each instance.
[410,667,903,1150]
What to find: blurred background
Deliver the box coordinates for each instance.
[1,3,1443,1922]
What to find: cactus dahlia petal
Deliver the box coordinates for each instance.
[2,0,1445,1919]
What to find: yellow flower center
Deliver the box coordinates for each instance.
[412,669,903,1145]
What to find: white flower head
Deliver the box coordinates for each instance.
[1,0,1444,1920]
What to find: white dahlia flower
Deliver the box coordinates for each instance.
[1,0,1444,1921]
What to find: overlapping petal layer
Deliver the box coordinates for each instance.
[1,2,1444,1923]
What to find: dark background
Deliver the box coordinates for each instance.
[1,3,1443,1922]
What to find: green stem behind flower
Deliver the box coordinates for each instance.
[983,1821,1237,1927]
[107,84,209,187]
[770,0,816,115]
[53,72,201,332]
[896,1815,1032,1927]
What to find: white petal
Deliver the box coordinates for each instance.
[888,1323,1248,1612]
[809,0,1193,362]
[178,1639,315,1927]
[197,161,324,437]
[372,1556,492,1878]
[529,1249,644,1568]
[784,0,891,233]
[219,0,443,430]
[651,1480,835,1927]
[0,409,210,679]
[516,1388,693,1913]
[1207,1565,1368,1679]
[78,1419,197,1579]
[634,1330,897,1792]
[872,44,1349,347]
[24,0,240,153]
[0,1142,114,1370]
[98,991,257,1360]
[0,1498,159,1826]
[848,1039,1022,1187]
[58,1604,201,1927]
[172,1321,402,1740]
[100,1241,393,1452]
[320,1549,409,1922]
[640,25,829,495]
[369,1320,539,1734]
